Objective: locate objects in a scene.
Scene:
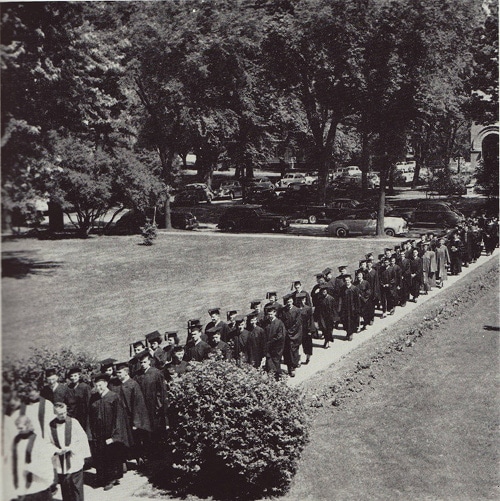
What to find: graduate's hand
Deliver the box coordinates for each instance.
[105,438,114,445]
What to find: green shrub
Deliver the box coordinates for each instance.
[2,347,97,403]
[141,219,158,245]
[165,360,310,498]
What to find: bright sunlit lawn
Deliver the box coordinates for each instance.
[2,232,401,361]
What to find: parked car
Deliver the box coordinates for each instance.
[409,201,465,229]
[245,184,277,204]
[325,210,408,237]
[275,173,307,188]
[246,177,275,191]
[304,198,360,224]
[184,183,215,201]
[215,180,243,200]
[218,205,290,233]
[111,209,199,234]
[173,184,215,205]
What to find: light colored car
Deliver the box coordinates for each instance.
[275,173,307,188]
[325,210,408,237]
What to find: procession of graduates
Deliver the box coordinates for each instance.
[3,215,498,501]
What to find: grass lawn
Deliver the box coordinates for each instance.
[2,232,401,361]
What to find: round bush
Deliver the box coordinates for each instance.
[166,360,310,498]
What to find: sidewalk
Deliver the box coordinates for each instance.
[60,251,498,501]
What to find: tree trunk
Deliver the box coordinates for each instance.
[164,196,172,230]
[48,200,64,233]
[360,125,370,194]
[376,159,389,236]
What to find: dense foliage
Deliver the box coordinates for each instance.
[1,1,496,229]
[2,347,97,404]
[166,360,310,498]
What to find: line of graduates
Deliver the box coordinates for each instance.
[3,217,497,500]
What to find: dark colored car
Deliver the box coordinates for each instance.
[172,184,214,206]
[111,209,199,234]
[216,180,243,200]
[246,176,274,191]
[304,199,360,224]
[218,205,290,233]
[245,186,278,204]
[409,201,465,229]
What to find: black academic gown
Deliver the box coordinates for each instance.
[68,381,91,433]
[246,325,266,368]
[118,378,151,433]
[209,340,232,360]
[204,320,230,343]
[315,294,339,342]
[339,285,360,336]
[264,318,286,375]
[134,367,168,434]
[280,305,302,369]
[41,383,76,418]
[89,390,132,486]
[228,329,249,365]
[354,279,372,324]
[185,340,211,362]
[298,304,315,356]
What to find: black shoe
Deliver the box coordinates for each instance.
[303,357,310,365]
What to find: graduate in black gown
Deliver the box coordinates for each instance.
[67,366,91,434]
[88,373,132,491]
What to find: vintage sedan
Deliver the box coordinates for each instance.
[215,180,243,200]
[218,205,289,233]
[325,210,408,237]
[111,209,199,234]
[304,198,360,224]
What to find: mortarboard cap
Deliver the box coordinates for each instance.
[94,373,110,383]
[208,308,220,316]
[338,265,347,271]
[226,310,238,320]
[291,280,301,289]
[343,274,352,280]
[165,331,178,340]
[283,293,293,302]
[188,319,201,327]
[315,273,324,278]
[132,340,145,348]
[296,292,307,299]
[247,311,258,318]
[378,253,384,260]
[384,247,392,252]
[322,267,332,275]
[365,252,374,259]
[145,330,162,343]
[136,350,151,361]
[45,368,57,378]
[115,361,129,371]
[206,325,221,334]
[358,260,366,266]
[234,314,246,323]
[100,358,117,370]
[265,292,277,299]
[67,366,81,376]
[250,299,262,308]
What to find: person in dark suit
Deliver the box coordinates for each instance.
[264,304,286,380]
[207,326,232,361]
[185,326,210,362]
[353,270,372,331]
[314,284,339,348]
[246,312,266,369]
[67,366,91,433]
[115,362,151,467]
[89,373,132,491]
[204,308,230,342]
[290,280,312,307]
[41,368,76,418]
[280,294,302,377]
[134,352,168,459]
[164,346,190,380]
[296,292,315,365]
[339,275,360,341]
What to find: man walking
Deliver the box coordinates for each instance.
[48,402,90,501]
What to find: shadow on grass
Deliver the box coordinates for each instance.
[2,251,62,279]
[483,325,500,332]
